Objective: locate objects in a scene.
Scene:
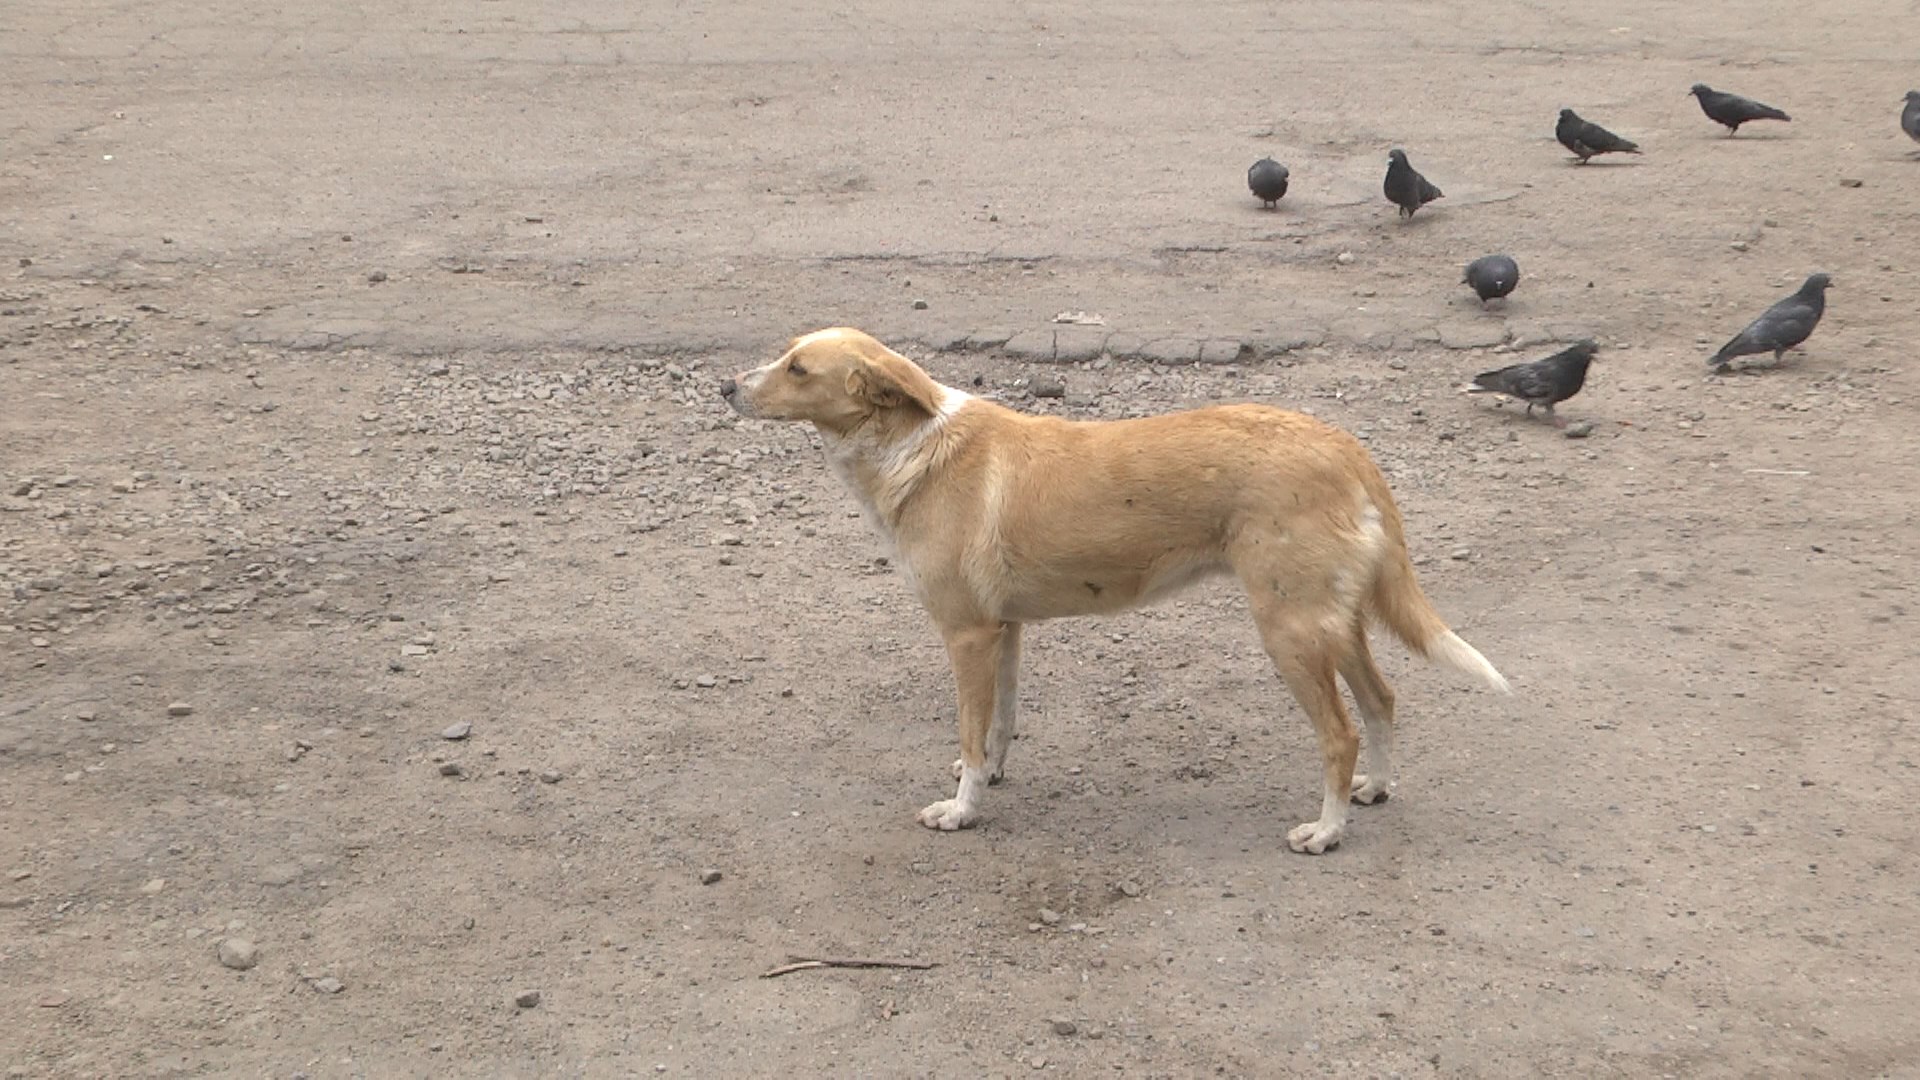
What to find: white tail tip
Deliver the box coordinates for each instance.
[1429,630,1512,694]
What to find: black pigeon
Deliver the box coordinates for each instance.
[1709,273,1832,371]
[1463,341,1598,424]
[1556,109,1641,163]
[1902,90,1920,149]
[1689,84,1790,136]
[1247,157,1289,208]
[1463,254,1520,305]
[1383,149,1443,218]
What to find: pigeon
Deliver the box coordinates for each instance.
[1247,157,1290,208]
[1383,149,1443,218]
[1903,90,1920,150]
[1462,254,1520,305]
[1708,273,1832,371]
[1463,341,1598,424]
[1689,84,1790,136]
[1556,109,1641,163]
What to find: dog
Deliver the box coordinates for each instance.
[721,328,1509,853]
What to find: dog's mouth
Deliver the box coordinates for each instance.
[720,374,759,418]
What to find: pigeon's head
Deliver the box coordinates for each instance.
[1387,149,1408,164]
[1559,108,1576,120]
[1906,90,1920,102]
[1568,340,1601,361]
[1802,273,1833,293]
[1689,84,1711,98]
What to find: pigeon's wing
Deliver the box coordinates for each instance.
[1417,173,1444,201]
[1580,119,1638,152]
[1473,360,1554,401]
[1756,298,1820,348]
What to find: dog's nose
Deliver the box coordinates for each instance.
[719,378,737,399]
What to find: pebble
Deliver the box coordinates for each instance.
[439,762,464,777]
[515,989,543,1009]
[311,976,344,994]
[29,636,50,648]
[167,702,194,716]
[1116,880,1142,898]
[139,877,166,895]
[1839,178,1863,188]
[539,769,563,784]
[441,721,473,741]
[1563,421,1594,439]
[699,869,723,885]
[1336,252,1355,265]
[1038,907,1063,926]
[694,675,718,688]
[1051,1018,1079,1037]
[217,937,260,970]
[1031,378,1066,399]
[911,299,929,310]
[1450,547,1473,561]
[368,270,388,283]
[1730,241,1748,252]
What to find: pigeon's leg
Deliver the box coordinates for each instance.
[1248,593,1356,854]
[951,621,1021,784]
[1339,623,1396,806]
[1523,402,1535,416]
[919,621,1012,831]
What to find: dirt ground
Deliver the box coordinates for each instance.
[4,2,1919,1077]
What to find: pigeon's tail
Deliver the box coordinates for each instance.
[1464,372,1507,394]
[1760,106,1790,122]
[1360,484,1511,694]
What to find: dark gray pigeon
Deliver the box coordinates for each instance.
[1247,157,1289,208]
[1903,90,1920,149]
[1463,341,1598,424]
[1689,84,1790,136]
[1463,254,1520,304]
[1556,109,1641,163]
[1709,273,1832,371]
[1383,149,1443,218]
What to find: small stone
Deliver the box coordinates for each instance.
[139,877,166,895]
[439,762,464,777]
[1450,547,1472,561]
[1030,377,1066,399]
[1038,907,1062,926]
[699,869,723,885]
[1729,241,1748,252]
[515,989,543,1009]
[1839,178,1863,188]
[1051,1018,1079,1036]
[29,636,50,648]
[440,721,472,741]
[1563,421,1594,439]
[539,769,563,784]
[1575,927,1596,938]
[10,869,33,882]
[311,976,344,994]
[911,299,929,310]
[1030,1056,1047,1070]
[1116,880,1142,898]
[368,270,388,283]
[167,702,194,716]
[400,643,431,657]
[217,938,260,970]
[1335,251,1355,265]
[694,675,718,688]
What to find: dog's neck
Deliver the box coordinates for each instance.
[818,384,972,537]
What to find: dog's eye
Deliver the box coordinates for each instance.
[788,361,807,377]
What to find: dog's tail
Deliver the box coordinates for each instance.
[1366,500,1511,694]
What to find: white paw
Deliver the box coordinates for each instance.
[1287,819,1345,854]
[950,759,1004,784]
[1349,775,1391,805]
[916,798,979,831]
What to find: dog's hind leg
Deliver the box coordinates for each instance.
[1248,598,1360,854]
[920,621,1013,831]
[1340,620,1397,806]
[952,621,1021,784]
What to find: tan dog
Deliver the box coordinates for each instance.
[722,328,1509,853]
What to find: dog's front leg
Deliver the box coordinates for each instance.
[918,621,1009,831]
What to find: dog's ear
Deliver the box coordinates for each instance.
[845,348,940,415]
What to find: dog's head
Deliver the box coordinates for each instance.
[721,327,941,433]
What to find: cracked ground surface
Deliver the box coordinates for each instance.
[3,1,1919,1076]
